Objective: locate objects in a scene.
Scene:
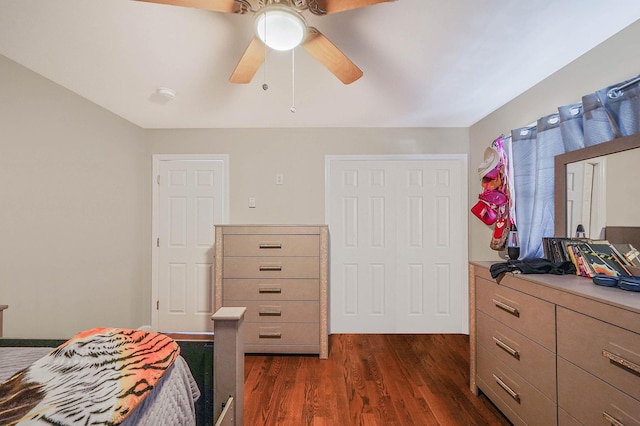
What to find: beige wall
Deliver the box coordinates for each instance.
[149,127,469,225]
[606,149,640,226]
[0,55,150,338]
[469,20,640,261]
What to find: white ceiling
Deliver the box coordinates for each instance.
[1,0,640,129]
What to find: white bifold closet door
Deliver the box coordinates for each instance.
[327,156,468,334]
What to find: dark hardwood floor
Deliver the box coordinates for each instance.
[244,334,511,425]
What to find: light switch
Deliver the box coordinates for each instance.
[248,197,256,208]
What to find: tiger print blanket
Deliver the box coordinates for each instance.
[0,327,180,425]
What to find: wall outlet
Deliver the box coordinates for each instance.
[248,197,256,208]
[276,173,284,185]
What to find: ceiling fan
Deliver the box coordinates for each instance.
[136,0,394,84]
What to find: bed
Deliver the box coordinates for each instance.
[0,307,245,426]
[0,328,201,425]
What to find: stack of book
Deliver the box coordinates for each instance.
[543,237,633,277]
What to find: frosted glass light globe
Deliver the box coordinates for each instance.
[254,6,307,51]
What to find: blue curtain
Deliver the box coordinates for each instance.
[596,74,640,137]
[510,115,565,259]
[582,92,618,147]
[558,102,585,152]
[510,126,538,258]
[506,72,640,259]
[531,114,565,257]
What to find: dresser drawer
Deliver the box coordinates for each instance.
[223,300,319,323]
[557,307,640,402]
[476,276,556,351]
[477,344,557,426]
[558,357,640,426]
[222,278,319,301]
[477,310,556,401]
[244,322,319,347]
[223,234,319,257]
[223,257,319,279]
[558,408,581,426]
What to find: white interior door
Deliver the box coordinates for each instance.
[327,155,468,334]
[153,156,228,333]
[566,157,606,238]
[566,160,587,238]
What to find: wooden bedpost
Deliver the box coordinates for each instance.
[212,307,246,426]
[0,305,7,338]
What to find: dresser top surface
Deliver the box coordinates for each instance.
[215,224,327,228]
[216,224,328,235]
[471,261,640,314]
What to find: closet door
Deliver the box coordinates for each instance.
[326,156,468,334]
[328,160,398,333]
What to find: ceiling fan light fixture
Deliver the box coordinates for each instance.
[254,5,307,51]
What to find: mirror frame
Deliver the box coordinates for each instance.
[554,132,640,237]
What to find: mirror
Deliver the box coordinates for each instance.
[554,133,640,238]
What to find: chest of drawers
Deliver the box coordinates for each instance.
[470,262,640,426]
[474,274,557,425]
[214,225,329,358]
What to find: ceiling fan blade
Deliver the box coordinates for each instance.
[302,27,363,84]
[135,0,240,13]
[229,38,266,84]
[311,0,394,15]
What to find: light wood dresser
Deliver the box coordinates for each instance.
[214,225,329,359]
[470,261,640,426]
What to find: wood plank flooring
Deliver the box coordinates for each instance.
[244,334,511,425]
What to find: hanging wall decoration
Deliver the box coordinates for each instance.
[472,136,513,251]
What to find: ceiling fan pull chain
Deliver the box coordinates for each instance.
[262,52,268,90]
[291,49,296,113]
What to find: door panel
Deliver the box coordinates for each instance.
[328,156,467,334]
[331,162,397,332]
[156,158,227,333]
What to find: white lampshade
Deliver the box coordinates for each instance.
[254,6,307,51]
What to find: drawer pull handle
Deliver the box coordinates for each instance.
[602,349,640,376]
[492,299,520,317]
[259,287,282,294]
[259,265,282,271]
[259,332,282,339]
[603,411,625,426]
[493,337,520,360]
[492,374,520,403]
[259,309,282,316]
[259,242,282,249]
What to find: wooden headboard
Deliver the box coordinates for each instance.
[605,226,640,250]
